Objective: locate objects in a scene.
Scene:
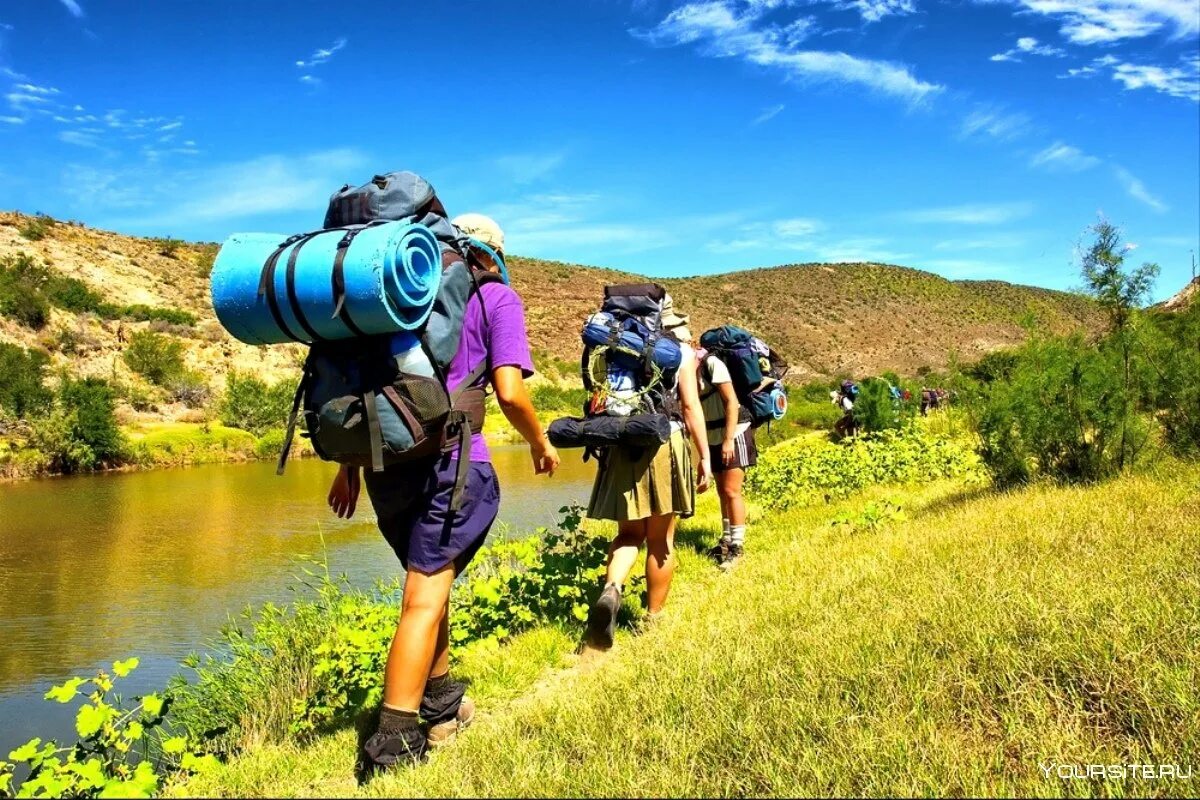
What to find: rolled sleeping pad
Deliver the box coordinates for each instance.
[547,413,672,449]
[582,313,682,371]
[210,221,442,346]
[769,384,788,420]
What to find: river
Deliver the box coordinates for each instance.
[0,448,595,756]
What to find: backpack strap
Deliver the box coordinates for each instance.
[364,388,386,473]
[330,222,388,337]
[284,232,325,343]
[276,353,315,475]
[258,233,309,343]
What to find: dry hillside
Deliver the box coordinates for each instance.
[2,211,1101,424]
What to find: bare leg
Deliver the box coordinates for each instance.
[605,519,648,588]
[382,565,456,710]
[718,468,746,527]
[644,513,678,614]
[429,599,450,679]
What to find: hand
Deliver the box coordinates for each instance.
[531,438,560,477]
[696,457,712,494]
[328,464,360,519]
[721,439,736,468]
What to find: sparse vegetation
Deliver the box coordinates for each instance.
[123,330,186,386]
[18,213,55,241]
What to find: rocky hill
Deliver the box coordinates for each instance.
[1156,276,1199,313]
[1,211,1101,424]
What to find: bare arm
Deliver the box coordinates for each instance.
[493,365,560,475]
[677,347,711,492]
[717,379,740,467]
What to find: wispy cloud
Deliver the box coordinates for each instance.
[706,216,823,253]
[805,0,916,23]
[980,0,1199,44]
[960,106,1033,141]
[1113,165,1167,211]
[1030,141,1101,172]
[1111,56,1200,101]
[494,151,568,184]
[635,1,941,103]
[751,102,786,125]
[59,0,84,19]
[990,36,1066,61]
[901,202,1034,225]
[296,37,346,69]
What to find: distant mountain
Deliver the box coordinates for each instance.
[1,211,1102,425]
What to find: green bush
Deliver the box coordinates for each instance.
[219,371,296,437]
[157,237,183,258]
[106,304,197,327]
[195,244,218,277]
[852,377,908,434]
[18,213,55,241]
[530,382,589,413]
[746,426,985,511]
[44,275,104,314]
[0,342,53,418]
[0,659,217,798]
[167,370,212,409]
[1142,305,1200,455]
[123,330,185,386]
[0,253,52,329]
[30,377,127,473]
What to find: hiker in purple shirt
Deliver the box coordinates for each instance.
[326,214,560,766]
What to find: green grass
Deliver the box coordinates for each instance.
[171,459,1199,798]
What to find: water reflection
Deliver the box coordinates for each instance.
[0,448,593,752]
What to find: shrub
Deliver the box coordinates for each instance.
[852,377,909,433]
[195,244,218,277]
[168,370,212,409]
[0,253,52,329]
[18,213,55,241]
[0,342,53,418]
[123,330,185,386]
[44,275,104,314]
[219,371,296,437]
[31,377,127,473]
[157,237,183,258]
[530,382,589,413]
[746,426,985,511]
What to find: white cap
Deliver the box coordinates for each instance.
[452,213,505,254]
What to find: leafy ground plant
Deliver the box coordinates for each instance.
[0,659,216,798]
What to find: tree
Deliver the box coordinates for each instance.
[1078,220,1159,470]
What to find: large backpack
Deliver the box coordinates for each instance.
[274,171,503,511]
[698,325,789,428]
[547,283,682,451]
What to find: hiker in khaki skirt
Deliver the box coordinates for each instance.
[583,295,711,649]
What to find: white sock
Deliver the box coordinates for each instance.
[721,518,731,544]
[730,525,746,547]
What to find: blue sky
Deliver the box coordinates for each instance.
[1,0,1197,299]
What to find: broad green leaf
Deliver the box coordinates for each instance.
[123,721,144,742]
[100,778,152,799]
[8,738,41,762]
[140,694,164,718]
[0,771,11,794]
[75,703,111,738]
[68,758,107,789]
[180,752,219,775]
[44,677,86,704]
[112,658,140,678]
[161,736,187,755]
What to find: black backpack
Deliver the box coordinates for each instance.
[699,325,789,428]
[275,172,502,511]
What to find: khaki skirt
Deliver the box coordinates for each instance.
[587,429,695,522]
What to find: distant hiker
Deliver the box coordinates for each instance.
[696,325,788,568]
[326,208,560,768]
[920,387,940,416]
[116,322,127,344]
[571,290,710,649]
[833,381,859,438]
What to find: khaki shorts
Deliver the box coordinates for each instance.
[586,429,695,522]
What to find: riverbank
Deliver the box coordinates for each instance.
[169,455,1199,796]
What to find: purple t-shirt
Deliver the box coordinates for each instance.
[445,281,534,462]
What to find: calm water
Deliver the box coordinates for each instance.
[0,448,594,754]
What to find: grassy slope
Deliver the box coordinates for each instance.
[173,463,1199,798]
[3,211,1101,408]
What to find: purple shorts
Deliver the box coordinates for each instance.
[363,455,500,575]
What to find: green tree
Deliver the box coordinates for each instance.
[220,371,296,437]
[0,343,53,418]
[1078,220,1159,470]
[31,377,126,473]
[123,330,185,386]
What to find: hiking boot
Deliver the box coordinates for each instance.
[722,543,744,569]
[584,583,621,650]
[708,538,730,566]
[427,696,475,749]
[363,711,427,770]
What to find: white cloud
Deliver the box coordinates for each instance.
[1113,165,1167,211]
[933,234,1027,251]
[59,129,105,149]
[902,203,1034,224]
[59,0,84,18]
[15,83,61,96]
[812,237,911,262]
[157,121,182,132]
[960,107,1033,140]
[751,102,786,124]
[983,0,1199,44]
[636,1,941,103]
[990,35,1067,61]
[296,37,347,69]
[1,114,25,124]
[706,215,824,252]
[1030,141,1101,171]
[804,0,917,22]
[1110,57,1200,100]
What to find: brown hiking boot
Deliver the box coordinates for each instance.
[426,696,474,749]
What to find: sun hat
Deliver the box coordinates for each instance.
[451,213,505,254]
[660,293,692,342]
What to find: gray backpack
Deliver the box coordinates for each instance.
[276,171,502,511]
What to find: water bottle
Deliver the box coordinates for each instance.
[389,332,435,378]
